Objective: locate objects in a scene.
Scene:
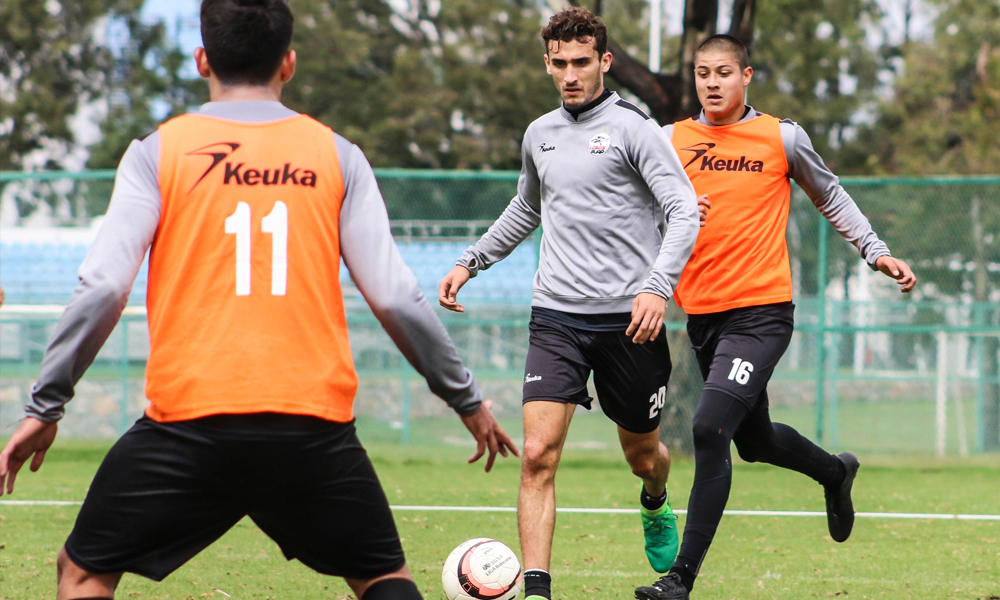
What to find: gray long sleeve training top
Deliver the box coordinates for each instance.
[458,91,700,314]
[664,107,891,268]
[26,101,481,422]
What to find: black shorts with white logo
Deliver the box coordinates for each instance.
[523,307,673,434]
[64,413,404,582]
[686,302,795,408]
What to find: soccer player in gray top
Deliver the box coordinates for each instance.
[438,8,700,600]
[634,35,916,600]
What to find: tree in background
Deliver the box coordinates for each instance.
[0,0,202,172]
[849,0,1000,449]
[855,0,1000,175]
[570,0,757,124]
[573,0,883,171]
[1,0,126,170]
[284,0,558,169]
[86,12,205,168]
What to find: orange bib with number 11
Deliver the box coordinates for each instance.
[146,113,358,423]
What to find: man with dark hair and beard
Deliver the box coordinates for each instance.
[0,1,517,598]
[439,7,700,600]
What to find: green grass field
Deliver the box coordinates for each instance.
[2,426,999,600]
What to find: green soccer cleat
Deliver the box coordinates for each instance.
[641,493,679,573]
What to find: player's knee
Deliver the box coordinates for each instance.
[627,454,657,479]
[623,444,659,479]
[691,418,728,452]
[521,439,559,477]
[56,547,75,583]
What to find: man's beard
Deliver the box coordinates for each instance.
[563,79,601,108]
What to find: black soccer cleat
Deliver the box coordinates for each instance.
[825,451,860,543]
[634,572,689,600]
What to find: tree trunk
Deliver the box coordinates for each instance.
[572,0,756,123]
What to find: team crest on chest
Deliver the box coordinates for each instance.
[588,133,611,155]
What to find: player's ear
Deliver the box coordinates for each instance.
[279,50,296,83]
[544,53,553,74]
[743,65,754,86]
[601,51,613,73]
[194,47,211,79]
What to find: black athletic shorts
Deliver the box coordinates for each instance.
[522,307,672,434]
[686,302,795,408]
[64,413,404,582]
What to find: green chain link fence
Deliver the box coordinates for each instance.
[1,170,999,456]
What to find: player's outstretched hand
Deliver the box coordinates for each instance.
[0,417,58,496]
[875,255,916,293]
[697,194,711,227]
[628,292,667,344]
[460,399,520,473]
[439,266,472,313]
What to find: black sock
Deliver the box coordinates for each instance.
[523,569,551,599]
[668,565,696,591]
[362,577,423,600]
[641,486,667,511]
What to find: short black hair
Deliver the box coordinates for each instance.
[542,7,608,57]
[694,35,749,71]
[200,0,294,86]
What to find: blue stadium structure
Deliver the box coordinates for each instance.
[0,238,536,306]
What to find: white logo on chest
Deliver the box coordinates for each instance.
[588,133,611,155]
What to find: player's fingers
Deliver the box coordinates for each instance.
[485,433,499,472]
[438,277,451,304]
[633,309,655,344]
[449,281,466,313]
[491,421,519,457]
[883,257,902,278]
[499,428,520,457]
[30,448,47,472]
[5,463,20,495]
[468,437,486,464]
[626,302,642,336]
[626,315,641,336]
[649,314,663,342]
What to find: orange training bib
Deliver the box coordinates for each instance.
[671,114,791,314]
[145,113,357,422]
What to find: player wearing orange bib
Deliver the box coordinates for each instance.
[0,2,517,599]
[635,36,916,600]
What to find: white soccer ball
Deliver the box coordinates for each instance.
[442,538,522,600]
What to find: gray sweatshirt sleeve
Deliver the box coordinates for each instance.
[335,136,482,416]
[630,120,700,300]
[781,121,890,268]
[26,137,161,422]
[457,129,542,276]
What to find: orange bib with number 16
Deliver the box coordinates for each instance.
[671,114,792,314]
